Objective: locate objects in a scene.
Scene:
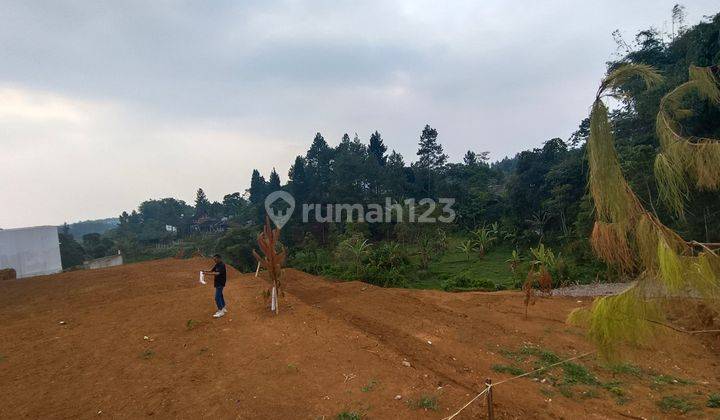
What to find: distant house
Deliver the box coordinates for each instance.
[0,226,62,278]
[191,217,229,233]
[84,251,123,270]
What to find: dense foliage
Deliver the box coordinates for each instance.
[64,10,720,291]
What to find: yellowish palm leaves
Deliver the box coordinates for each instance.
[572,63,720,358]
[655,65,720,217]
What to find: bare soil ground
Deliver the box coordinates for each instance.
[0,258,718,419]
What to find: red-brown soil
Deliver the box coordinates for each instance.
[0,258,718,419]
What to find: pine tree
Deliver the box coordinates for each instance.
[195,188,210,217]
[416,125,448,168]
[463,151,477,165]
[368,131,387,166]
[248,170,267,205]
[288,156,308,200]
[307,132,330,167]
[268,168,281,191]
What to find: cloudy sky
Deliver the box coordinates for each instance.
[1,1,717,228]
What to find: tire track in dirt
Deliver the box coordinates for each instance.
[284,272,483,392]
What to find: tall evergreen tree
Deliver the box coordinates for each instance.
[288,156,308,200]
[248,169,267,205]
[368,131,387,166]
[306,132,330,166]
[268,168,281,191]
[194,188,210,217]
[416,125,447,168]
[463,150,478,165]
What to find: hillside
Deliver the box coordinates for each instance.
[0,258,718,419]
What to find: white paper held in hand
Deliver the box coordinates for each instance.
[199,271,206,285]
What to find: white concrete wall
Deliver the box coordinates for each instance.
[0,226,62,279]
[84,253,123,270]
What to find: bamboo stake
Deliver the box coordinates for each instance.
[485,378,494,420]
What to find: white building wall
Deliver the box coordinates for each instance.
[84,253,123,270]
[0,226,62,279]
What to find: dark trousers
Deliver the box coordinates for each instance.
[214,287,226,310]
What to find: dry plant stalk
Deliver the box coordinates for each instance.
[523,266,553,318]
[252,216,286,314]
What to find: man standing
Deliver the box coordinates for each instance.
[202,254,227,318]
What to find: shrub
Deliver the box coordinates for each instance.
[441,273,497,292]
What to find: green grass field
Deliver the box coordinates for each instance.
[409,241,518,290]
[407,236,604,291]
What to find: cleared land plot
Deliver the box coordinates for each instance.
[0,258,718,418]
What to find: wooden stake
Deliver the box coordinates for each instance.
[485,378,494,420]
[255,261,261,277]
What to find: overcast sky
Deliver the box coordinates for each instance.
[1,1,718,228]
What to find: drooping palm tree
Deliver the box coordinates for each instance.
[569,64,720,358]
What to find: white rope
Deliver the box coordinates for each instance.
[441,386,489,420]
[441,350,597,419]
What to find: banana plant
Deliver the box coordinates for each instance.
[457,239,476,262]
[505,249,523,274]
[472,226,497,257]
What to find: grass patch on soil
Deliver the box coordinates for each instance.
[657,395,698,413]
[336,411,362,420]
[498,345,700,408]
[407,395,439,411]
[492,364,525,376]
[361,379,379,392]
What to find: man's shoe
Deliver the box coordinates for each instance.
[212,310,222,318]
[221,307,228,314]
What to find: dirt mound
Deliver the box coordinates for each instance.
[0,268,16,281]
[0,258,718,419]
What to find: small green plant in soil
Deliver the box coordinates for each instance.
[186,319,201,330]
[492,364,525,376]
[361,379,378,392]
[520,346,561,366]
[336,411,362,420]
[605,363,642,377]
[408,395,438,411]
[602,381,629,405]
[286,363,299,373]
[561,362,599,385]
[657,395,698,414]
[650,374,694,389]
[141,349,155,360]
[707,394,720,408]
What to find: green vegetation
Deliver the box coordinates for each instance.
[360,379,378,392]
[336,411,362,420]
[408,395,438,411]
[186,319,201,330]
[707,394,720,408]
[492,364,525,376]
[498,344,705,409]
[657,395,698,414]
[604,363,642,377]
[650,374,694,389]
[141,349,155,360]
